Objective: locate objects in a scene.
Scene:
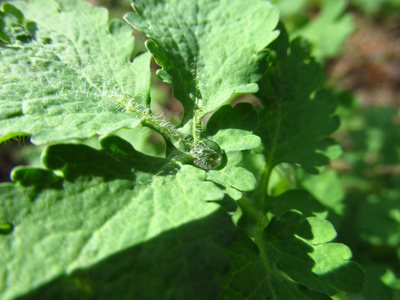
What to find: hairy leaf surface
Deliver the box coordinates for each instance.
[0,136,236,300]
[0,1,368,299]
[0,0,151,144]
[124,0,279,126]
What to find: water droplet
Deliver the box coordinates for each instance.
[0,222,14,235]
[191,140,222,170]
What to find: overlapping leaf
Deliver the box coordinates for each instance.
[205,103,261,151]
[297,169,346,216]
[203,103,260,200]
[124,0,279,125]
[0,0,151,144]
[256,24,340,174]
[218,191,365,299]
[207,151,257,200]
[0,136,236,300]
[217,230,331,300]
[0,1,368,299]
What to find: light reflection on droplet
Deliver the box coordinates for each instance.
[191,139,222,170]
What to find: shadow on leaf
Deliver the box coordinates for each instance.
[16,208,236,300]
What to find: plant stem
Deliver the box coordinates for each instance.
[142,112,193,153]
[253,227,278,300]
[258,160,273,210]
[238,196,275,297]
[192,102,203,143]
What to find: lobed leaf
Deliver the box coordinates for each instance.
[219,205,365,299]
[264,212,364,295]
[205,103,262,151]
[124,0,279,126]
[256,24,340,174]
[0,1,368,299]
[0,136,236,300]
[207,151,257,200]
[203,103,260,200]
[0,0,151,144]
[217,230,332,300]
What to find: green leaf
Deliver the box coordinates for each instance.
[124,0,279,127]
[207,151,257,200]
[0,1,368,299]
[0,3,34,44]
[218,211,365,299]
[297,169,346,216]
[0,136,237,300]
[271,0,308,18]
[265,212,364,295]
[205,103,261,151]
[217,230,332,300]
[0,0,151,144]
[293,0,354,58]
[265,189,328,220]
[256,24,340,174]
[356,191,400,247]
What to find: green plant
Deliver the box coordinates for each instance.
[0,0,366,299]
[350,0,400,16]
[333,102,400,300]
[272,0,354,59]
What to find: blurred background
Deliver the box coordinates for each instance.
[1,0,400,298]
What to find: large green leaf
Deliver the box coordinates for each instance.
[217,230,332,300]
[0,0,151,144]
[218,191,365,299]
[0,136,236,300]
[256,24,340,174]
[124,0,279,127]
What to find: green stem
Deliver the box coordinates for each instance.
[142,113,193,153]
[116,94,195,153]
[192,104,203,143]
[238,196,269,228]
[253,227,278,300]
[258,159,273,210]
[238,197,275,297]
